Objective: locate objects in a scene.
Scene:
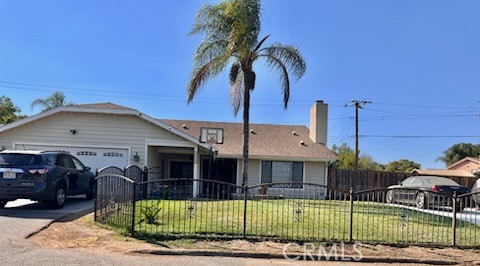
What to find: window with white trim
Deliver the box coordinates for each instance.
[261,161,303,188]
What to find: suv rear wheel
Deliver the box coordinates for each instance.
[51,184,66,209]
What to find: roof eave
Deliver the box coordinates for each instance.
[216,154,337,162]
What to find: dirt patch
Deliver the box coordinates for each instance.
[29,214,158,254]
[30,214,480,264]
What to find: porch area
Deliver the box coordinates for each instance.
[145,140,237,199]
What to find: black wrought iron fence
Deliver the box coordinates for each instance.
[94,174,136,233]
[94,173,480,247]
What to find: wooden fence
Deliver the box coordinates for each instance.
[327,168,477,191]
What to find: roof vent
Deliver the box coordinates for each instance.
[300,140,305,146]
[250,129,256,134]
[182,124,188,129]
[292,131,298,136]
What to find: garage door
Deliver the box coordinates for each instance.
[13,143,129,171]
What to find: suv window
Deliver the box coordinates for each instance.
[71,156,85,171]
[0,154,42,166]
[43,154,56,166]
[56,155,75,169]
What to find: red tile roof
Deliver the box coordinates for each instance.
[160,119,337,161]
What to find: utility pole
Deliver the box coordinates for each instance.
[346,100,371,189]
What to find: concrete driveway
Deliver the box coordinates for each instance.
[0,197,93,238]
[389,203,480,225]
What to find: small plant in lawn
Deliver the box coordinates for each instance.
[139,202,162,225]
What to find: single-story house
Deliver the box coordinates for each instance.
[0,100,337,196]
[412,157,480,188]
[446,156,480,175]
[412,157,480,179]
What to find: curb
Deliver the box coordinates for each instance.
[132,249,459,265]
[25,207,94,239]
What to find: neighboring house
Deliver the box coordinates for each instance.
[412,157,480,179]
[446,157,480,175]
[0,101,336,196]
[411,157,480,188]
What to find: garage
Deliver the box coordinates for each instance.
[12,143,129,172]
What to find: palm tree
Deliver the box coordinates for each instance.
[31,91,74,112]
[436,143,480,166]
[187,0,306,185]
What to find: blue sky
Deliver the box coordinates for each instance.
[0,0,479,169]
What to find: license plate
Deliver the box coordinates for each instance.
[3,171,16,179]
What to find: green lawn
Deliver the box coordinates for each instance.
[101,199,480,246]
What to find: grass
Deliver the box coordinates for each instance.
[99,199,480,247]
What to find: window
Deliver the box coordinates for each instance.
[43,154,56,166]
[0,154,42,166]
[103,152,123,157]
[410,178,422,186]
[77,151,96,156]
[71,157,86,171]
[56,155,75,169]
[261,161,303,188]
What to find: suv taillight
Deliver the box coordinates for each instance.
[28,169,49,175]
[432,185,440,192]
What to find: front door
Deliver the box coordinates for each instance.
[169,161,193,199]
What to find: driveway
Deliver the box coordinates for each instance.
[0,197,94,238]
[389,203,480,225]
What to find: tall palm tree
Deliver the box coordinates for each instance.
[188,0,306,185]
[31,91,74,112]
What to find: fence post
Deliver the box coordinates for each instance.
[348,186,354,243]
[131,182,136,236]
[243,184,248,239]
[451,191,457,246]
[143,166,148,199]
[93,177,98,222]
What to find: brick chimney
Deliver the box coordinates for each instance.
[309,100,328,145]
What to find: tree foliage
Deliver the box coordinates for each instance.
[384,159,421,173]
[0,96,26,125]
[31,91,74,112]
[436,143,480,166]
[331,143,384,171]
[188,0,306,184]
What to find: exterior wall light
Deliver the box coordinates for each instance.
[133,152,140,162]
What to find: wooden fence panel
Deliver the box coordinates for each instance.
[327,168,477,191]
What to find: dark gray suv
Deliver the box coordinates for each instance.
[0,150,95,209]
